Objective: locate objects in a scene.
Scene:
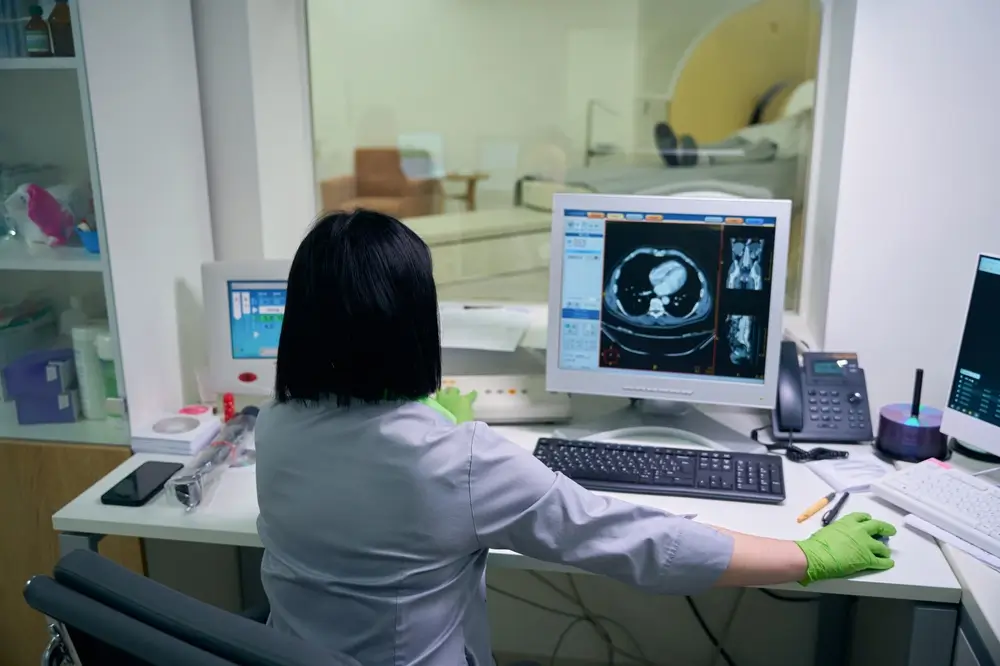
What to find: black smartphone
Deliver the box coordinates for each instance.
[100,461,184,507]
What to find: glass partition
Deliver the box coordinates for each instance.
[306,0,821,310]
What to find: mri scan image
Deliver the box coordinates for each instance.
[602,247,715,358]
[726,314,757,365]
[726,238,764,291]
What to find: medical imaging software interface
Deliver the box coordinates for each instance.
[947,256,1000,428]
[558,209,777,382]
[228,280,287,359]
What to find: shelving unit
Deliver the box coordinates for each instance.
[0,15,124,445]
[0,240,102,272]
[0,401,127,444]
[0,56,78,70]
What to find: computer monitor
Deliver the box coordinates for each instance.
[545,193,791,411]
[941,254,1000,458]
[203,260,291,395]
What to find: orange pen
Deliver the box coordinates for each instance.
[797,492,836,523]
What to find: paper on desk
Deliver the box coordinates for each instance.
[806,449,894,492]
[439,304,530,352]
[904,514,1000,573]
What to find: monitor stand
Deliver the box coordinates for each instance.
[553,399,767,455]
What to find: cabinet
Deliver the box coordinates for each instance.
[0,439,143,666]
[954,620,999,666]
[1,0,214,441]
[1,9,128,445]
[0,1,214,663]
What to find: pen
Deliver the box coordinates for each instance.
[797,492,836,523]
[822,492,850,526]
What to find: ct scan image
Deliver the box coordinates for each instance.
[725,314,759,366]
[600,222,719,373]
[725,238,765,291]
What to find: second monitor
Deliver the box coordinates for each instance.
[546,194,791,412]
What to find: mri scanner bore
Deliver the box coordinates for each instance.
[599,221,774,379]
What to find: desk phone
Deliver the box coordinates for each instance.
[771,341,874,444]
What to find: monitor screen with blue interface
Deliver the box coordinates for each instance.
[558,209,777,383]
[947,256,1000,429]
[227,280,286,359]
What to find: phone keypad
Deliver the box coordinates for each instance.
[808,396,868,430]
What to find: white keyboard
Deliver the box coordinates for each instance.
[870,460,1000,558]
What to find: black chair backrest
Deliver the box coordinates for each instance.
[24,575,236,666]
[54,550,359,666]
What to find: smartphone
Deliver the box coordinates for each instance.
[100,461,184,507]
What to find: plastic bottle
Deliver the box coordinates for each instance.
[25,5,51,57]
[48,0,74,57]
[94,330,119,402]
[59,296,87,339]
[72,324,107,420]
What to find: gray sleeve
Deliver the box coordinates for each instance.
[467,423,734,595]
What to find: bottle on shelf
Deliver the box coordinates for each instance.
[58,296,87,340]
[94,330,120,408]
[48,0,74,57]
[72,323,109,420]
[25,4,51,58]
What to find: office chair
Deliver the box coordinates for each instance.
[24,575,236,666]
[24,550,361,666]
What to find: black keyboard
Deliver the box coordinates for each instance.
[533,438,786,504]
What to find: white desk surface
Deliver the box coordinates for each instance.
[54,405,962,606]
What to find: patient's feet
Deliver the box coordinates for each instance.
[654,122,680,166]
[654,122,698,167]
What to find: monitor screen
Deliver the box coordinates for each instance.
[556,208,777,385]
[947,256,1000,428]
[227,280,286,359]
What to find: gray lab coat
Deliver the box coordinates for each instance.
[255,400,734,666]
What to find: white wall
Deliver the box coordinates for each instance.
[77,0,215,426]
[307,0,640,186]
[193,0,315,263]
[823,0,1000,414]
[191,0,264,262]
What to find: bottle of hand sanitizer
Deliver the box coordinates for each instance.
[59,296,87,339]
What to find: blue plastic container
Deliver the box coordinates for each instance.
[78,229,100,254]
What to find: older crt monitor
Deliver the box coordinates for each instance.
[546,193,791,411]
[941,254,1000,458]
[203,260,291,395]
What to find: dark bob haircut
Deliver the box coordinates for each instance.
[274,209,441,406]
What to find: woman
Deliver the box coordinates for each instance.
[256,210,895,666]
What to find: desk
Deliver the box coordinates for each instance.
[942,456,1000,666]
[53,406,967,666]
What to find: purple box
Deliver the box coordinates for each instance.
[14,390,81,425]
[2,348,76,399]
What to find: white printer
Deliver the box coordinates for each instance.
[440,303,571,425]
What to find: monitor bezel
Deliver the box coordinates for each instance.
[545,193,792,410]
[940,253,1000,458]
[203,260,292,396]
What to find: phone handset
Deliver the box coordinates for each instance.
[774,340,804,432]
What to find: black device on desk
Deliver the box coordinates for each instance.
[772,341,874,444]
[533,438,786,504]
[100,461,184,507]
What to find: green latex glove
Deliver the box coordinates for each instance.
[431,387,477,424]
[796,512,897,585]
